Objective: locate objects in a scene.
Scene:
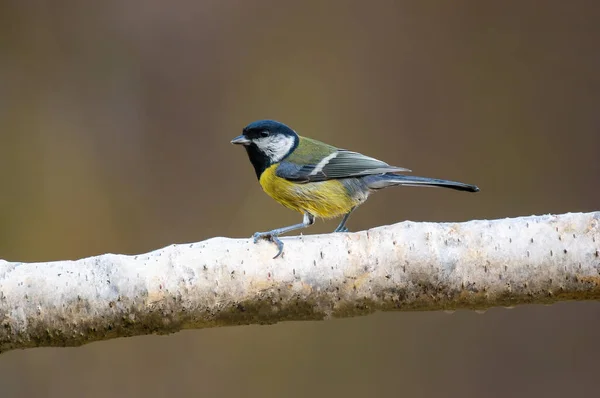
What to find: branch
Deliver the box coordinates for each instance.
[1,212,599,353]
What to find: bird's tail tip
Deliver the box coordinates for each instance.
[440,181,480,193]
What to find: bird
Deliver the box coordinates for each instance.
[231,119,479,258]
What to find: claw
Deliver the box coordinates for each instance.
[271,236,284,258]
[334,226,349,233]
[252,232,285,259]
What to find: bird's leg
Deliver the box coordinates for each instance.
[334,207,356,233]
[253,213,315,258]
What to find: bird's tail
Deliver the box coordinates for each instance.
[364,173,479,193]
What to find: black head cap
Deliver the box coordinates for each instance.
[242,120,297,139]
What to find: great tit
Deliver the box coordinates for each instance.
[231,120,479,258]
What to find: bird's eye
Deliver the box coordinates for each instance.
[260,131,269,138]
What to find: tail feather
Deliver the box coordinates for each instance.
[364,174,479,193]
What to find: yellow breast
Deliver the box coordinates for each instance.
[259,164,357,219]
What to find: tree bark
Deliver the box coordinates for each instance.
[1,212,599,353]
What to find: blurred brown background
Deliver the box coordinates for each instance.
[1,0,599,397]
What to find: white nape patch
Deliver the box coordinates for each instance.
[253,134,296,162]
[310,151,338,175]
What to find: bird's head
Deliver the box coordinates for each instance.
[231,120,299,178]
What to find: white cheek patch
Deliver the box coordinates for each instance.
[254,135,296,162]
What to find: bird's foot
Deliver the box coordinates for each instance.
[334,226,349,233]
[252,231,284,259]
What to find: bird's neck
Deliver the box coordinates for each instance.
[243,135,299,180]
[244,145,272,180]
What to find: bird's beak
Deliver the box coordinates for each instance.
[230,135,251,146]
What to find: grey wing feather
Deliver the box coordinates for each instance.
[321,150,410,178]
[276,150,411,183]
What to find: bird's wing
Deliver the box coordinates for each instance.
[276,149,411,183]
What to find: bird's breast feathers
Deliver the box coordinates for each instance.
[259,164,359,218]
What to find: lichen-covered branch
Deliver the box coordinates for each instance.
[1,212,599,353]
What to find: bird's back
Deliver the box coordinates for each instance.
[283,136,339,164]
